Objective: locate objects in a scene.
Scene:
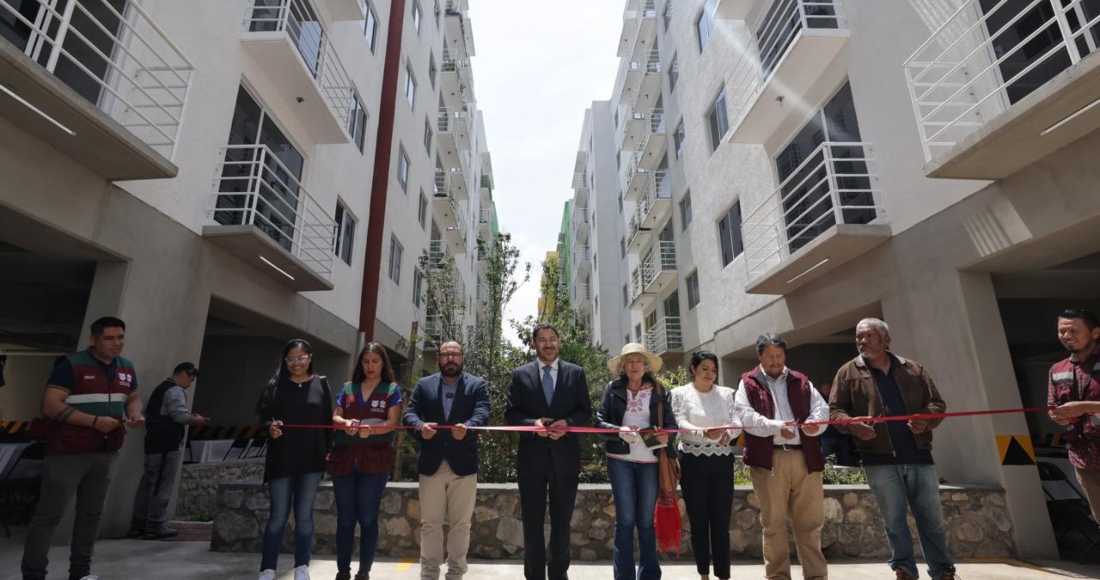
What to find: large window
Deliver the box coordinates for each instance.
[405,64,417,108]
[668,54,679,92]
[413,269,423,306]
[348,94,368,152]
[674,118,686,159]
[718,201,744,266]
[398,147,410,192]
[423,117,433,155]
[680,191,692,230]
[334,201,356,265]
[707,88,728,152]
[686,271,700,309]
[388,236,403,283]
[696,3,714,52]
[664,0,674,28]
[363,2,378,53]
[418,191,428,228]
[412,1,421,34]
[429,54,438,88]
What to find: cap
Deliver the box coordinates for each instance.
[173,362,199,377]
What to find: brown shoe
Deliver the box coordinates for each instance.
[939,572,960,580]
[895,570,916,580]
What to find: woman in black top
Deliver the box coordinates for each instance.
[255,339,333,580]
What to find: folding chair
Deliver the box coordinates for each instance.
[222,437,251,461]
[183,431,196,464]
[1037,460,1100,562]
[245,434,268,458]
[0,441,45,537]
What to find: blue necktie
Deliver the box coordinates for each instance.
[542,366,554,407]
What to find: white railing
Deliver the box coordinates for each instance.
[904,0,1100,162]
[209,144,336,280]
[628,170,671,242]
[0,0,195,160]
[634,240,676,294]
[756,0,842,78]
[479,208,492,224]
[434,171,451,198]
[245,0,355,136]
[576,245,591,264]
[620,106,665,150]
[645,317,682,354]
[743,141,883,276]
[576,283,591,302]
[476,283,488,301]
[442,46,470,75]
[438,105,469,136]
[427,239,447,268]
[629,46,661,74]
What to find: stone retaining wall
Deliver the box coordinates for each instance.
[211,481,1015,560]
[176,459,265,521]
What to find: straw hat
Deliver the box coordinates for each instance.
[608,342,663,374]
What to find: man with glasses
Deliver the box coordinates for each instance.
[404,341,490,580]
[505,323,593,580]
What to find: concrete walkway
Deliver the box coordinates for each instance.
[1,537,1099,580]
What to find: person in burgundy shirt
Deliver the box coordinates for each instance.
[1049,309,1100,522]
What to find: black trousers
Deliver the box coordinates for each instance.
[517,460,579,580]
[679,452,735,578]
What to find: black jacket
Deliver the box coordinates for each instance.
[595,378,678,458]
[504,360,593,476]
[403,372,491,477]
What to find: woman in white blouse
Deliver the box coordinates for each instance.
[671,350,742,580]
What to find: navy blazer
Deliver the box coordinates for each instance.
[504,360,594,477]
[403,371,491,477]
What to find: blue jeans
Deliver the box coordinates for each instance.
[607,457,660,580]
[332,471,389,575]
[865,464,954,579]
[261,471,323,571]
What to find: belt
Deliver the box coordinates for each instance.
[773,443,802,451]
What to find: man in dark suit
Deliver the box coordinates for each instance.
[404,341,491,580]
[505,323,594,580]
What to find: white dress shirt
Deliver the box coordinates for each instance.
[734,367,829,446]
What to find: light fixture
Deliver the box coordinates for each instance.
[1040,96,1100,137]
[260,255,295,281]
[0,83,76,136]
[786,257,830,285]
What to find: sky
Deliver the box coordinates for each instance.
[467,0,625,346]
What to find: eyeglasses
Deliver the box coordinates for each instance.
[439,352,463,359]
[285,355,311,363]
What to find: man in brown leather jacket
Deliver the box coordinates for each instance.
[828,318,957,580]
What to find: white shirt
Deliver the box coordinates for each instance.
[671,383,742,456]
[607,386,658,463]
[734,367,829,446]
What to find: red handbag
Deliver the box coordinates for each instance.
[654,383,682,554]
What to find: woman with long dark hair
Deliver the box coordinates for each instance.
[328,343,402,580]
[595,343,677,580]
[671,350,742,580]
[256,339,333,580]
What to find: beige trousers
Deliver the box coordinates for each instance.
[1076,466,1100,523]
[419,460,478,580]
[750,450,828,580]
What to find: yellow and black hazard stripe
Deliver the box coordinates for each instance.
[1032,432,1066,448]
[0,420,29,436]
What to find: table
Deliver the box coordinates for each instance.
[190,439,238,463]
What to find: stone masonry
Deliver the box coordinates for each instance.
[176,458,265,521]
[211,481,1015,560]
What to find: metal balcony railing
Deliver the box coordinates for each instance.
[743,141,883,276]
[476,283,488,301]
[479,209,492,224]
[629,46,661,74]
[245,0,355,134]
[427,239,447,269]
[576,245,591,264]
[628,170,671,242]
[434,171,451,198]
[756,0,842,79]
[0,0,195,160]
[904,0,1100,162]
[645,317,683,354]
[640,240,676,288]
[210,144,336,280]
[576,283,592,302]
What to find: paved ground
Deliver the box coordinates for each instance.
[2,535,1100,580]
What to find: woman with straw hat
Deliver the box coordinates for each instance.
[595,343,678,580]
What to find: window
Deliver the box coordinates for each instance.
[434,0,441,25]
[593,252,598,272]
[718,201,744,266]
[622,284,629,307]
[334,201,356,265]
[412,1,421,34]
[423,117,433,155]
[697,5,714,52]
[687,271,700,309]
[664,0,673,28]
[348,94,368,152]
[620,236,626,258]
[707,88,728,152]
[405,64,417,108]
[668,54,679,92]
[398,148,410,192]
[635,324,642,342]
[674,118,685,159]
[429,55,437,88]
[418,191,428,228]
[594,296,599,315]
[413,269,423,306]
[363,3,378,53]
[388,236,403,283]
[680,191,692,230]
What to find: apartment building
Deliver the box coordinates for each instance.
[566,102,629,354]
[571,0,1100,555]
[0,0,495,534]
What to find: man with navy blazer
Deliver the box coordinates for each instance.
[505,323,594,580]
[404,341,491,580]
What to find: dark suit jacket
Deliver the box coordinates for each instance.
[504,360,593,476]
[403,371,491,477]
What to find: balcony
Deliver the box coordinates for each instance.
[627,171,672,253]
[437,106,472,166]
[619,47,662,109]
[572,150,587,188]
[435,169,467,202]
[575,283,592,304]
[576,245,591,273]
[742,141,890,295]
[431,184,465,252]
[445,2,475,59]
[621,107,667,162]
[726,0,849,147]
[441,46,473,108]
[714,0,765,20]
[476,283,488,302]
[618,0,657,58]
[478,208,492,239]
[630,241,676,309]
[242,0,355,145]
[0,0,194,180]
[905,0,1100,180]
[205,144,336,292]
[645,317,683,356]
[319,0,366,21]
[426,239,448,270]
[573,204,589,241]
[620,151,650,201]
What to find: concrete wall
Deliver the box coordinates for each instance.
[0,355,58,422]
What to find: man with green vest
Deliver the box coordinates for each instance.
[22,316,145,580]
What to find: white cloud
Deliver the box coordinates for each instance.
[468,0,623,346]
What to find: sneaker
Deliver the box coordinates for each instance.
[143,526,179,540]
[258,570,276,580]
[295,565,311,580]
[895,570,916,580]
